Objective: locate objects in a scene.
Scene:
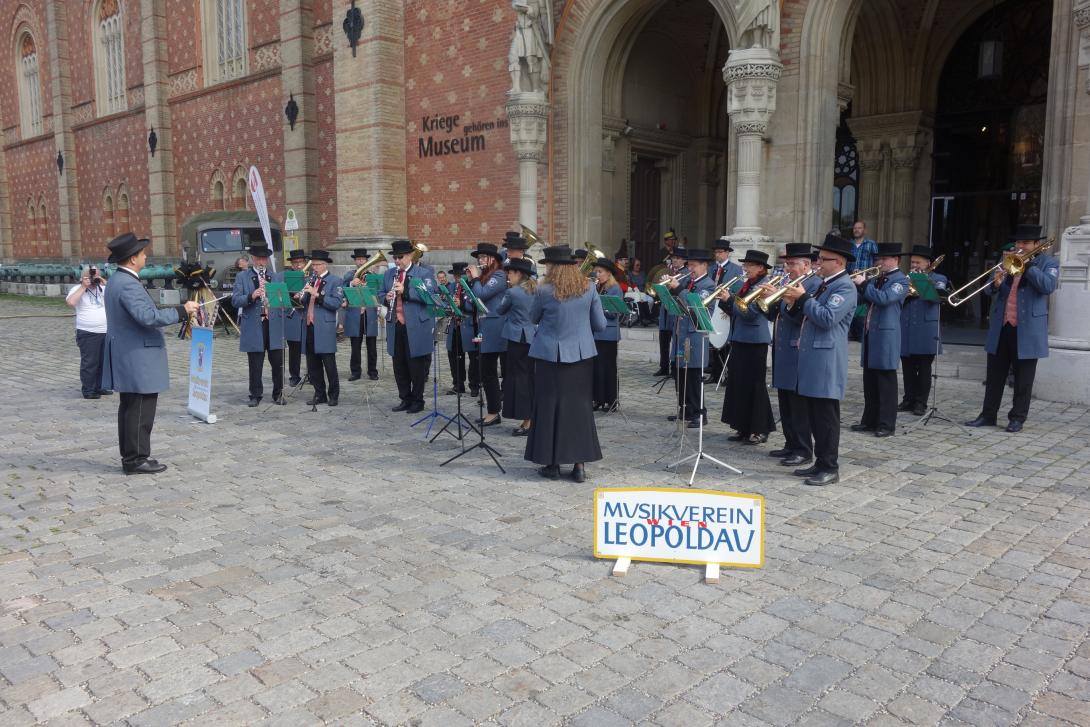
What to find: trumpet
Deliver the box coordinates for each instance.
[852,265,881,281]
[701,275,743,306]
[757,270,818,313]
[735,274,786,313]
[948,238,1054,307]
[907,254,945,297]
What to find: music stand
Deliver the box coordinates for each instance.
[430,285,478,443]
[403,279,456,438]
[652,283,685,396]
[442,277,504,473]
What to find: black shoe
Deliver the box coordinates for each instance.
[781,454,810,466]
[124,460,167,475]
[83,393,101,399]
[447,387,466,396]
[248,397,261,407]
[686,417,702,429]
[368,372,379,380]
[289,377,301,387]
[745,433,768,445]
[897,401,913,412]
[406,402,425,414]
[272,396,286,406]
[592,402,603,411]
[769,448,791,458]
[1006,420,1024,433]
[849,423,874,432]
[392,400,411,412]
[539,465,559,479]
[328,397,339,407]
[469,387,480,398]
[477,415,501,427]
[911,404,927,416]
[513,426,530,436]
[306,396,328,406]
[727,433,746,442]
[701,375,715,385]
[793,464,821,477]
[348,374,361,381]
[571,464,586,483]
[805,471,839,487]
[653,368,669,377]
[964,415,996,427]
[97,389,114,396]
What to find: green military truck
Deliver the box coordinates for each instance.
[181,211,284,291]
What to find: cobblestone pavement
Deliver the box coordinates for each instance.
[0,295,1088,726]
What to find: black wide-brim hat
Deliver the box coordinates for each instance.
[739,249,771,267]
[1011,223,1046,241]
[389,239,414,256]
[352,248,369,259]
[781,242,813,259]
[876,242,907,257]
[542,245,576,265]
[814,233,855,262]
[684,248,714,263]
[451,261,469,273]
[592,258,620,274]
[908,244,935,260]
[107,232,150,264]
[309,249,333,263]
[506,257,534,276]
[503,232,528,250]
[573,248,588,260]
[471,242,500,259]
[247,244,273,258]
[287,249,308,261]
[672,247,688,260]
[713,237,734,251]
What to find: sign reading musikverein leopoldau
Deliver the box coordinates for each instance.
[594,488,764,568]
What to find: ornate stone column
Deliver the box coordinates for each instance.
[890,143,924,244]
[505,91,549,235]
[723,47,781,252]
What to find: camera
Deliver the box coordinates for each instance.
[88,266,103,286]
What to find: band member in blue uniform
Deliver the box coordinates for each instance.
[284,249,308,386]
[966,224,1059,433]
[467,242,509,426]
[764,243,822,466]
[899,245,949,415]
[497,257,537,435]
[525,245,606,482]
[706,237,743,383]
[101,233,199,474]
[591,259,624,412]
[781,234,858,486]
[851,242,909,437]
[503,231,537,277]
[653,248,686,377]
[380,239,438,414]
[717,249,775,443]
[343,248,380,382]
[663,248,714,427]
[445,262,471,394]
[231,243,286,406]
[301,249,344,406]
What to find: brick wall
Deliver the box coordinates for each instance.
[314,56,338,246]
[2,0,52,139]
[75,113,151,250]
[7,138,61,257]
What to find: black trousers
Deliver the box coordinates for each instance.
[287,340,302,381]
[592,340,619,406]
[778,388,812,458]
[675,367,705,419]
[479,351,502,415]
[392,322,430,404]
[861,367,898,430]
[447,333,467,391]
[349,334,378,377]
[305,325,339,401]
[796,395,840,472]
[467,351,481,392]
[982,323,1038,423]
[76,329,106,396]
[901,354,935,406]
[658,329,672,370]
[117,392,157,468]
[247,319,284,400]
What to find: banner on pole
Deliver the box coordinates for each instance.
[248,166,275,272]
[187,326,217,423]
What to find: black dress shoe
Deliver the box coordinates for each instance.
[769,448,791,458]
[592,403,603,411]
[97,389,114,396]
[447,387,466,396]
[248,397,260,407]
[911,404,927,416]
[874,428,893,438]
[512,426,529,436]
[745,433,768,445]
[392,400,411,412]
[781,454,810,467]
[793,464,821,477]
[83,393,101,399]
[368,372,379,381]
[571,463,586,483]
[289,377,301,387]
[539,465,559,479]
[805,471,839,486]
[850,423,874,432]
[727,433,747,442]
[478,415,501,426]
[896,401,913,412]
[272,396,286,406]
[348,374,361,381]
[1006,420,1024,433]
[469,387,480,398]
[328,397,339,407]
[964,415,996,427]
[653,368,669,377]
[124,461,167,475]
[406,402,425,414]
[306,396,328,406]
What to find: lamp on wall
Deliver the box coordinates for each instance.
[343,0,364,57]
[148,127,158,157]
[285,93,299,131]
[56,151,64,175]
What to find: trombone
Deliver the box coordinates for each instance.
[735,274,786,313]
[757,270,818,313]
[852,265,881,281]
[948,238,1054,307]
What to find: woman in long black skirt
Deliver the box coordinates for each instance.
[525,245,607,482]
[719,249,776,444]
[591,260,622,410]
[497,257,536,435]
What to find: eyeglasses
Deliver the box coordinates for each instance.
[394,254,407,260]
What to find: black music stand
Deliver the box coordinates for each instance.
[901,282,970,435]
[408,282,457,438]
[652,283,685,396]
[429,287,478,443]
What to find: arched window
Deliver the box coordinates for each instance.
[232,168,247,209]
[38,198,47,250]
[832,111,858,234]
[94,0,127,115]
[103,190,115,233]
[116,186,130,232]
[202,0,247,85]
[17,33,43,138]
[212,178,225,209]
[26,200,35,249]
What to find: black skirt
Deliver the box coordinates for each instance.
[721,342,775,435]
[591,339,618,405]
[502,341,534,420]
[524,358,603,466]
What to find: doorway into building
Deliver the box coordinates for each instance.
[630,156,662,266]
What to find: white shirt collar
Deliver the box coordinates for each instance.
[119,265,139,278]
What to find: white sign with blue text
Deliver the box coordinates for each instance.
[595,488,764,570]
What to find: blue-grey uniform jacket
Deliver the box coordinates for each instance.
[231,267,286,353]
[341,272,379,338]
[983,254,1058,360]
[497,285,536,344]
[444,282,465,352]
[770,274,823,391]
[794,270,858,400]
[471,273,509,354]
[529,284,606,363]
[858,269,909,370]
[101,268,184,394]
[900,272,949,356]
[723,274,773,346]
[301,272,344,355]
[712,260,743,287]
[593,283,623,343]
[379,263,438,358]
[672,274,715,368]
[285,282,305,344]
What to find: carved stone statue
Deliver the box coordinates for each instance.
[735,0,777,50]
[508,0,553,94]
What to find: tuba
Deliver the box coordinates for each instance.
[410,241,428,264]
[579,243,608,276]
[354,250,388,279]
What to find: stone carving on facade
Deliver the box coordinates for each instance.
[602,133,616,173]
[72,103,93,126]
[1077,1,1090,72]
[253,43,281,73]
[128,87,144,108]
[169,69,198,98]
[508,0,552,94]
[735,0,777,49]
[506,99,549,161]
[314,24,334,57]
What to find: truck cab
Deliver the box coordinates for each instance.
[182,211,283,290]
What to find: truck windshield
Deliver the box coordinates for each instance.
[200,228,283,253]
